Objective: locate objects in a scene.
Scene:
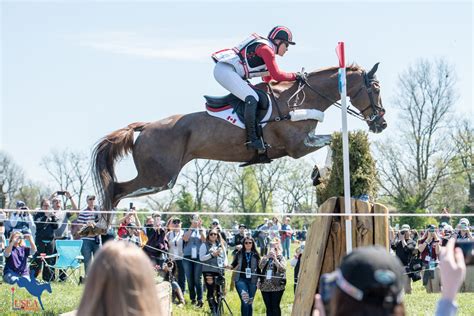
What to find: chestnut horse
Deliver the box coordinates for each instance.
[92,63,386,219]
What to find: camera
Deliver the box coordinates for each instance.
[407,258,423,282]
[57,191,66,195]
[166,261,174,269]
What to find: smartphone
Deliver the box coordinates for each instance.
[57,191,66,195]
[129,202,134,210]
[455,240,474,265]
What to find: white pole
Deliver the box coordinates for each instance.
[336,42,353,253]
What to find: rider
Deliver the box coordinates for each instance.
[212,26,303,152]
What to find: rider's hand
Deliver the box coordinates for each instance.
[295,72,307,82]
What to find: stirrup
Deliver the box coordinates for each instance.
[245,139,266,153]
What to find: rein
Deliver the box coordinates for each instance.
[260,70,384,124]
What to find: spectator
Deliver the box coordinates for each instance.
[51,192,77,281]
[211,218,227,245]
[233,224,247,256]
[259,238,286,316]
[144,216,154,239]
[117,209,141,239]
[269,217,281,241]
[390,224,418,294]
[182,214,206,308]
[441,225,456,246]
[0,211,6,270]
[4,201,36,239]
[290,241,305,293]
[76,195,101,275]
[3,232,37,284]
[280,217,293,259]
[439,207,451,225]
[231,236,261,316]
[418,224,441,291]
[456,218,473,240]
[410,228,419,242]
[259,220,273,256]
[143,212,168,267]
[199,228,228,314]
[254,218,269,255]
[311,242,467,316]
[166,217,186,295]
[76,241,164,316]
[317,246,406,316]
[31,199,58,281]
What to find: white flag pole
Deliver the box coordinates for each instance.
[336,42,353,253]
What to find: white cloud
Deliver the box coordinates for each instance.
[77,31,239,62]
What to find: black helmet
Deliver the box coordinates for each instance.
[268,26,295,45]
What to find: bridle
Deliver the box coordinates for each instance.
[296,71,385,123]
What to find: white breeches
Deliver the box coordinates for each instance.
[213,62,259,102]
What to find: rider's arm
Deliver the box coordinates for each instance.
[256,44,296,82]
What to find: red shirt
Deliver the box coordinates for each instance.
[255,44,296,83]
[418,238,439,261]
[118,222,128,238]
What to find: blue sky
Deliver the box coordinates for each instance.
[1,1,472,206]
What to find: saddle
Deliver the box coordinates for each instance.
[204,88,270,124]
[204,88,273,167]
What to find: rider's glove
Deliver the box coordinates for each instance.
[295,72,307,82]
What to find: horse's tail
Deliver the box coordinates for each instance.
[92,122,149,211]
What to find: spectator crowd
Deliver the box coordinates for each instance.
[0,193,472,316]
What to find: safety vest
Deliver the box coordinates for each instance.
[211,34,276,79]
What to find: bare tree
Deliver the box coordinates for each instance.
[452,119,473,207]
[41,149,92,208]
[147,190,179,212]
[253,159,287,212]
[226,165,259,213]
[376,59,457,209]
[208,162,232,212]
[182,159,220,210]
[0,151,25,208]
[278,160,315,213]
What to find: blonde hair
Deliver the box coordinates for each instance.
[76,241,163,316]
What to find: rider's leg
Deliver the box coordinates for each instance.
[214,62,265,152]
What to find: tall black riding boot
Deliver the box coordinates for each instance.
[244,96,265,152]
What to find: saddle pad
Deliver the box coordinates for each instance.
[206,94,272,129]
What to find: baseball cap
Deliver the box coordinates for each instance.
[86,195,96,200]
[400,224,410,232]
[336,246,405,306]
[239,223,247,228]
[459,218,470,226]
[212,218,220,225]
[16,201,26,208]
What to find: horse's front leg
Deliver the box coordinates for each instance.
[285,127,332,159]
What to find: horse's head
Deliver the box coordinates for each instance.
[348,63,387,133]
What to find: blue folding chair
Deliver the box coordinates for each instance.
[50,240,83,284]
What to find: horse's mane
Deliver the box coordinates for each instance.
[265,63,363,93]
[307,63,363,77]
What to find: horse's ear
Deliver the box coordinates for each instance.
[367,62,380,78]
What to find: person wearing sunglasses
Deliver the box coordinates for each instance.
[199,228,228,314]
[230,236,261,316]
[166,217,186,296]
[211,26,301,152]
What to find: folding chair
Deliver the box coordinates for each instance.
[50,240,84,284]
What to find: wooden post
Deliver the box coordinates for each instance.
[292,197,336,316]
[373,203,389,249]
[292,197,390,315]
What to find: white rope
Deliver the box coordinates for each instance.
[2,208,473,217]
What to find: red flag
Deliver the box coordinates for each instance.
[336,42,345,68]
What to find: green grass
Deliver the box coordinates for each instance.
[1,243,473,315]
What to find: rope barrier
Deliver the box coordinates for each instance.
[2,208,473,217]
